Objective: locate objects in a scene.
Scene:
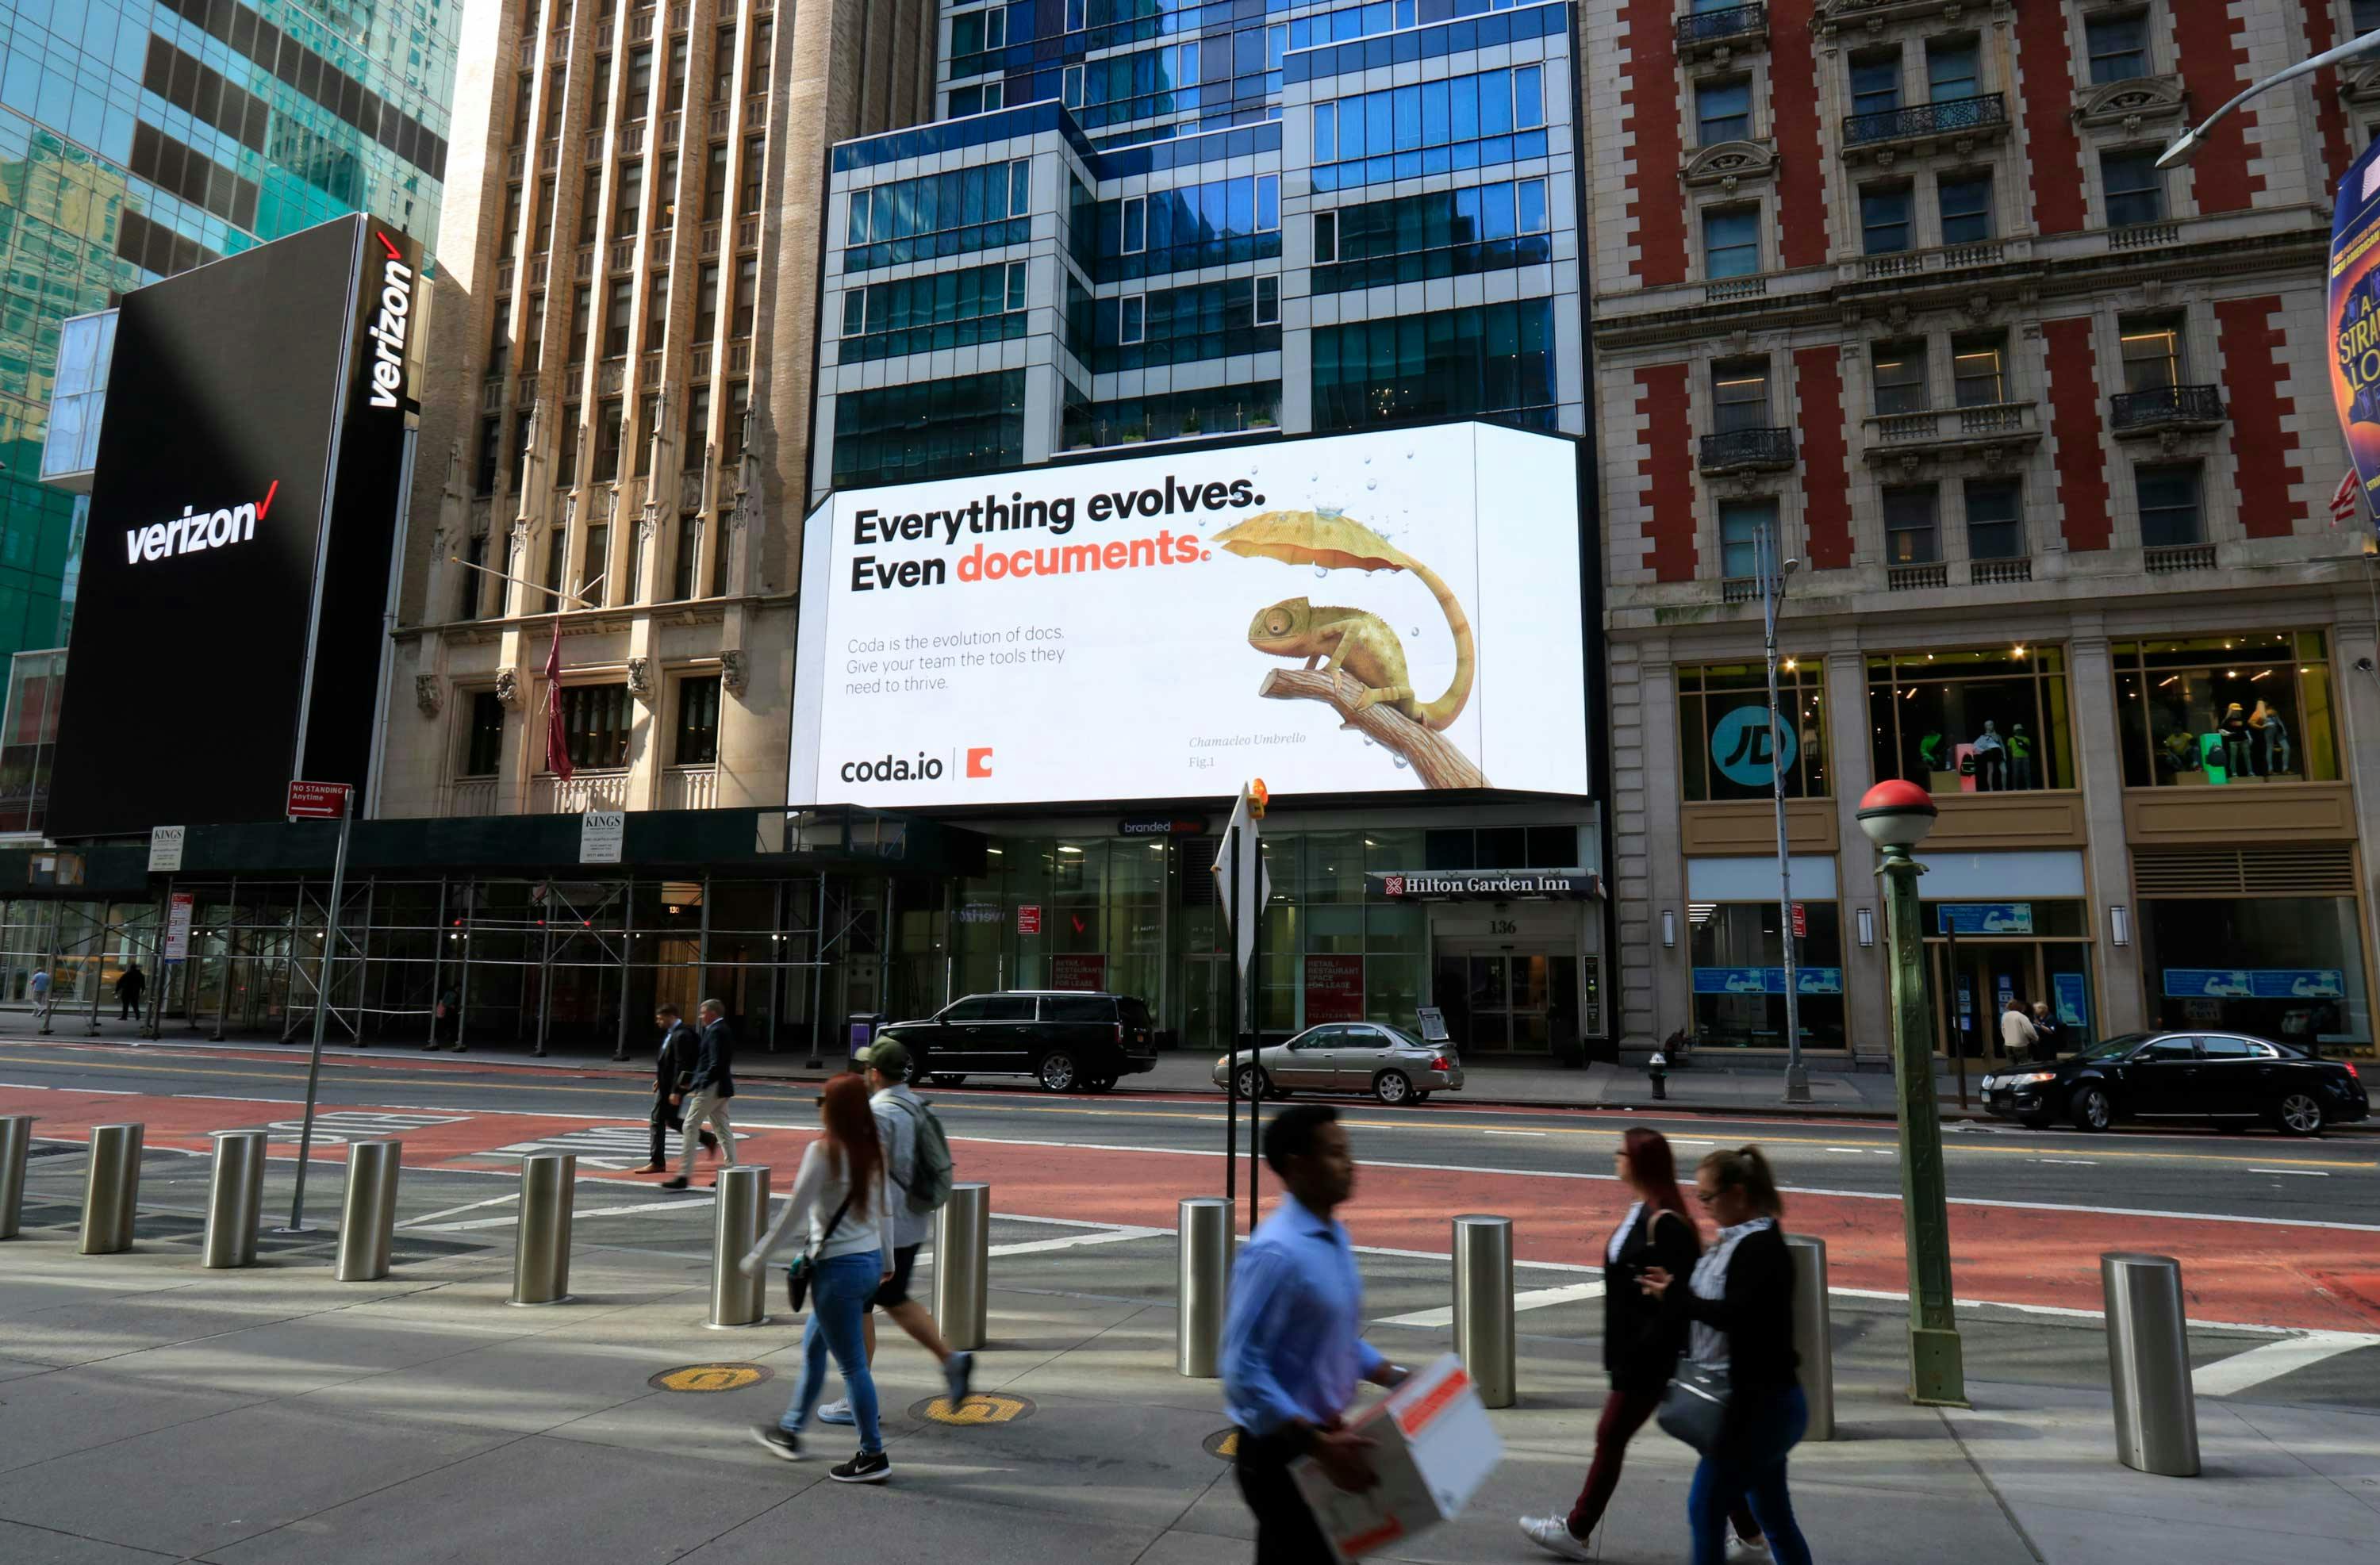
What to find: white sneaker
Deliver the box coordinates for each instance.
[816,1398,855,1426]
[1729,1536,1772,1561]
[1518,1516,1592,1561]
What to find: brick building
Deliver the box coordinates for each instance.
[1592,0,2380,1068]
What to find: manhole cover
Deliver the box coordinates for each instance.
[909,1392,1034,1426]
[1203,1429,1239,1460]
[647,1362,774,1393]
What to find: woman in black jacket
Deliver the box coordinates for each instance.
[1642,1145,1814,1565]
[1520,1130,1768,1560]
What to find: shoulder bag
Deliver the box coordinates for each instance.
[785,1193,854,1314]
[1656,1360,1733,1454]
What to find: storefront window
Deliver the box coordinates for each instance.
[1868,646,2071,796]
[2111,631,2340,787]
[1688,902,1845,1049]
[2141,896,2372,1057]
[1679,661,1828,802]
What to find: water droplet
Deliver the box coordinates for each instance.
[1392,754,1411,770]
[1410,627,1421,639]
[1313,565,1328,577]
[1361,735,1376,748]
[1365,478,1377,491]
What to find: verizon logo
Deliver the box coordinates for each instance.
[125,480,278,564]
[366,231,412,410]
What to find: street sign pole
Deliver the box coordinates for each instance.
[1223,823,1238,1210]
[282,786,352,1233]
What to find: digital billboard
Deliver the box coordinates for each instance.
[48,215,419,838]
[789,422,1589,807]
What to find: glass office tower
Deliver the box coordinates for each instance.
[0,0,461,660]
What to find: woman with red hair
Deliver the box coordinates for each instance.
[1520,1128,1768,1559]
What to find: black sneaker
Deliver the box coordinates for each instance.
[830,1449,891,1484]
[660,1176,689,1191]
[750,1425,800,1461]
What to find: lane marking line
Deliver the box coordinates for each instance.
[2247,1168,2330,1178]
[1375,1280,1604,1329]
[397,1193,521,1228]
[2190,1333,2374,1396]
[986,1226,1168,1259]
[1484,1130,1546,1137]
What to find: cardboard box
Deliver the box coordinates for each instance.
[1291,1353,1504,1560]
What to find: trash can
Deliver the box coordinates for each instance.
[845,1011,888,1069]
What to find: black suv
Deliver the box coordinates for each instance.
[866,992,1159,1094]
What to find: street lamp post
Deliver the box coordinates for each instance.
[1857,779,1967,1408]
[2159,28,2380,168]
[1758,522,1810,1103]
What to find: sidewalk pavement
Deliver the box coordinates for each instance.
[0,1187,2370,1564]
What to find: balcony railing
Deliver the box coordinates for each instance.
[1721,576,1760,604]
[1864,401,2040,458]
[1699,426,1796,471]
[535,770,631,814]
[1704,274,1767,303]
[662,767,718,811]
[1970,558,2032,586]
[2143,542,2216,574]
[1676,3,1766,53]
[450,777,499,817]
[2110,384,2225,434]
[1843,92,2008,150]
[1887,562,1949,591]
[2109,220,2179,250]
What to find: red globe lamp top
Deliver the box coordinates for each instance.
[1856,779,1938,850]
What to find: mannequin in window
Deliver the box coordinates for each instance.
[2159,728,2202,777]
[1916,729,1948,777]
[2220,702,2255,778]
[1970,720,2006,791]
[2006,723,2034,790]
[2251,699,2291,777]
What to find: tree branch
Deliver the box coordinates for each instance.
[1256,669,1489,789]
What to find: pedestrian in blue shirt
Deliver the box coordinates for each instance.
[1221,1103,1409,1564]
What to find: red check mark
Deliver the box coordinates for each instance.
[255,479,278,520]
[376,231,401,259]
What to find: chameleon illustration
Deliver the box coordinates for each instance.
[1215,509,1475,731]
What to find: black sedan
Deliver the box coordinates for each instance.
[1982,1030,2369,1136]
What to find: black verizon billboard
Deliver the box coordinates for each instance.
[48,215,420,838]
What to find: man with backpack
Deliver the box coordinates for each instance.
[815,1038,975,1425]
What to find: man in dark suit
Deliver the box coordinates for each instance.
[641,1003,717,1173]
[662,998,737,1190]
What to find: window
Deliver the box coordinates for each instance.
[1258,175,1280,232]
[2136,462,2204,547]
[634,391,660,476]
[667,35,689,114]
[1698,77,1752,144]
[543,527,566,601]
[1939,172,1993,244]
[545,68,567,138]
[462,692,506,776]
[713,25,735,98]
[1868,645,2072,795]
[1690,903,1847,1049]
[581,523,609,602]
[1315,211,1338,263]
[512,71,534,140]
[2111,631,2340,787]
[685,386,712,456]
[2086,11,2149,84]
[747,17,774,94]
[1703,206,1760,277]
[1883,485,1940,564]
[1306,63,1552,188]
[1719,497,1772,580]
[579,169,604,245]
[1952,332,2005,407]
[1311,299,1557,432]
[733,256,757,337]
[594,399,625,482]
[832,370,1027,488]
[740,136,766,214]
[555,684,632,770]
[1678,659,1829,803]
[2120,320,2183,391]
[1860,183,1912,255]
[645,270,670,344]
[1122,195,1146,254]
[952,5,1006,57]
[1118,293,1146,345]
[1926,37,1979,100]
[523,294,545,371]
[655,152,680,230]
[459,535,489,619]
[726,382,750,458]
[559,407,582,483]
[704,142,729,222]
[1255,275,1280,326]
[605,278,634,357]
[2102,150,2166,226]
[1850,48,1901,117]
[1063,64,1084,109]
[1873,341,1929,415]
[673,518,702,600]
[534,177,558,253]
[674,676,722,765]
[1965,478,2023,560]
[499,182,524,259]
[1066,0,1086,31]
[568,286,593,363]
[841,161,1035,270]
[2359,1,2380,34]
[696,263,721,338]
[591,55,612,132]
[626,45,654,115]
[1713,359,1771,432]
[474,418,501,494]
[614,160,643,238]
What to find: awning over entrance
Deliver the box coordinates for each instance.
[1370,869,1600,901]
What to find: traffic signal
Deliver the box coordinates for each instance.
[1249,779,1269,819]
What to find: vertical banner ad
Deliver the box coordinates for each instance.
[2330,134,2380,524]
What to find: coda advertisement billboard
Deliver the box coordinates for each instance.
[789,421,1588,808]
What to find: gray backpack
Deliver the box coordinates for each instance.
[889,1095,954,1216]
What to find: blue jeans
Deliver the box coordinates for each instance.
[1688,1385,1812,1565]
[779,1252,884,1454]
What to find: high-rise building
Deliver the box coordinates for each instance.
[4,0,463,658]
[1588,0,2380,1068]
[381,0,938,819]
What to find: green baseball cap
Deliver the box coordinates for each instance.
[864,1038,912,1080]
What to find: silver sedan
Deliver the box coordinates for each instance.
[1211,1022,1464,1105]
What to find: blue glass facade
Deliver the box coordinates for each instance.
[0,0,459,664]
[812,0,1583,500]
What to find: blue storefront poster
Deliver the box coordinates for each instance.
[1709,704,1796,788]
[2162,969,2252,998]
[1937,903,2035,935]
[2052,972,2089,1028]
[2247,969,2346,999]
[1692,967,1844,995]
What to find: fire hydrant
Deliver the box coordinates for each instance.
[1647,1051,1668,1100]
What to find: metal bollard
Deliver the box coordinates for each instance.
[935,1181,990,1352]
[510,1152,576,1306]
[203,1130,269,1268]
[80,1123,144,1254]
[0,1114,31,1240]
[1452,1214,1516,1409]
[1786,1234,1833,1440]
[1177,1196,1233,1378]
[708,1164,771,1328]
[334,1139,401,1282]
[2102,1252,2199,1476]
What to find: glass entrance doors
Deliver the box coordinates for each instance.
[1432,949,1574,1053]
[1180,953,1228,1053]
[1929,939,2094,1061]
